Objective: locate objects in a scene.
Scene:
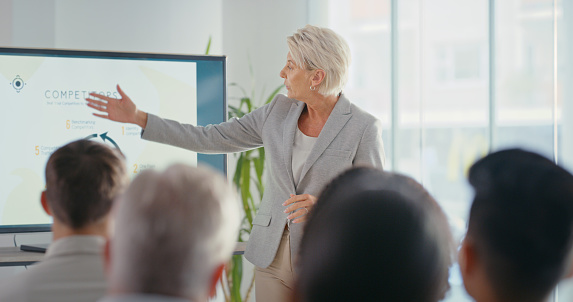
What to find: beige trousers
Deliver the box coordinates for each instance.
[254,227,295,302]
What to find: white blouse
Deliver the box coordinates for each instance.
[292,126,318,186]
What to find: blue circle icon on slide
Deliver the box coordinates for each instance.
[11,75,26,93]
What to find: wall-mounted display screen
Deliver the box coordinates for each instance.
[0,47,226,233]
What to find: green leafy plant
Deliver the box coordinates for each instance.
[220,82,283,302]
[205,37,283,302]
[205,36,212,55]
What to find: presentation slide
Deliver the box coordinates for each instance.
[0,54,199,226]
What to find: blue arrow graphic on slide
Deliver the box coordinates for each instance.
[84,132,121,151]
[100,132,120,150]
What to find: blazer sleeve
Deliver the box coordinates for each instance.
[141,96,278,154]
[354,118,386,169]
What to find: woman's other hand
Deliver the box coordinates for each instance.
[86,84,148,128]
[283,194,317,223]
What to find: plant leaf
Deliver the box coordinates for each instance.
[231,255,243,302]
[233,153,244,190]
[229,82,249,99]
[240,157,253,227]
[228,105,242,120]
[205,36,212,55]
[242,97,253,113]
[228,57,283,301]
[266,84,285,104]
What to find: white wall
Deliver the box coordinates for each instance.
[52,0,222,54]
[11,0,57,48]
[1,0,222,53]
[0,0,13,46]
[222,0,308,104]
[0,1,312,300]
[0,0,224,289]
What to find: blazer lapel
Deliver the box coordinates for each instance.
[298,95,352,185]
[283,101,306,189]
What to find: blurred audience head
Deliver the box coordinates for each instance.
[44,139,127,232]
[294,167,454,302]
[460,148,573,302]
[107,164,240,301]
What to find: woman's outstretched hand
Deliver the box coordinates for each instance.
[86,84,148,128]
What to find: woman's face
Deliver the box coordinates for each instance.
[280,53,312,101]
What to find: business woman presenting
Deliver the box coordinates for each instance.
[86,25,385,301]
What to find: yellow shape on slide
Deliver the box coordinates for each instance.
[2,168,49,225]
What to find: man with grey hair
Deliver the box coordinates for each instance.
[99,164,240,302]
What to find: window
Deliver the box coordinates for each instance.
[316,0,571,300]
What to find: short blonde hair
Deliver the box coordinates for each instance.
[287,25,351,96]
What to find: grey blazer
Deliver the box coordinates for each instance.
[142,94,385,268]
[0,236,107,302]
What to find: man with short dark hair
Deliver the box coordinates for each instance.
[459,149,573,302]
[0,139,128,302]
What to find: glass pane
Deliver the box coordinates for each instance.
[326,0,393,169]
[561,0,573,173]
[560,279,573,302]
[558,0,573,301]
[396,0,422,182]
[417,1,489,301]
[318,0,570,301]
[494,0,556,159]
